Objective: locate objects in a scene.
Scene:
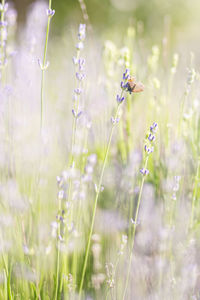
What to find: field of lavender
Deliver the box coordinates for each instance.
[0,0,200,299]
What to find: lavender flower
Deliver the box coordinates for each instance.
[116,94,125,103]
[76,42,84,50]
[0,3,8,12]
[74,88,82,95]
[76,72,85,81]
[144,145,154,154]
[78,23,86,41]
[72,109,82,119]
[46,8,55,17]
[121,81,128,89]
[140,168,149,176]
[150,122,158,133]
[120,69,130,90]
[148,133,155,142]
[78,58,86,71]
[0,21,7,27]
[140,122,158,176]
[111,116,120,124]
[72,56,78,65]
[123,69,129,80]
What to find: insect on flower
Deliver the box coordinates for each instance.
[127,76,144,94]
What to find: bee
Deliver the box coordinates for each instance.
[127,76,144,94]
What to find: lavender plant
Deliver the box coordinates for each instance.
[39,0,55,128]
[70,23,86,167]
[78,69,130,298]
[123,122,158,300]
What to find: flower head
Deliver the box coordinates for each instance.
[78,24,86,41]
[123,69,130,80]
[150,122,158,133]
[148,133,155,142]
[76,42,84,50]
[46,8,55,17]
[74,88,82,95]
[116,94,125,103]
[140,168,149,176]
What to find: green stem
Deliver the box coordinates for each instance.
[66,50,81,226]
[69,51,80,167]
[54,196,61,300]
[72,130,89,283]
[122,156,148,300]
[190,157,200,229]
[126,95,132,156]
[40,0,53,129]
[78,101,123,299]
[57,51,82,295]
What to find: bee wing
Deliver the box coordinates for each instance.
[133,82,144,93]
[127,77,136,91]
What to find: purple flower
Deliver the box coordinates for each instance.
[76,42,84,50]
[46,8,55,17]
[72,56,78,65]
[72,109,76,117]
[150,122,158,133]
[78,58,85,71]
[121,81,128,89]
[78,24,86,41]
[77,111,82,119]
[74,88,82,95]
[0,21,7,27]
[0,3,8,12]
[144,145,154,154]
[111,116,120,124]
[148,133,155,142]
[123,69,130,80]
[116,94,125,103]
[111,116,115,124]
[72,109,82,119]
[76,72,85,81]
[140,168,149,176]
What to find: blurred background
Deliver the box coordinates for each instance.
[13,0,200,49]
[0,0,200,299]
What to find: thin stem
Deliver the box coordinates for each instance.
[190,157,200,229]
[57,51,82,295]
[54,197,61,300]
[69,51,80,167]
[40,0,53,129]
[105,255,121,300]
[122,156,148,300]
[78,101,122,299]
[66,51,81,222]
